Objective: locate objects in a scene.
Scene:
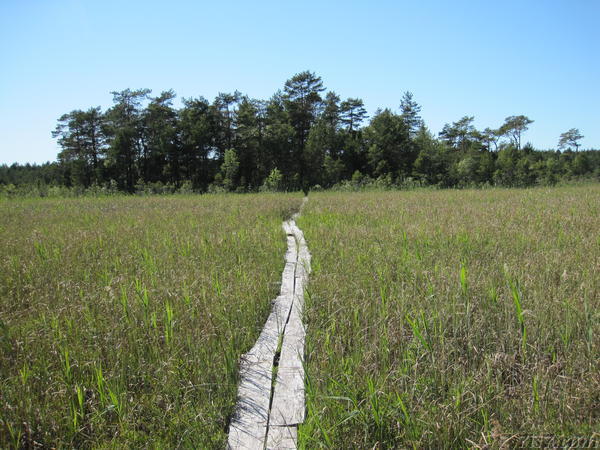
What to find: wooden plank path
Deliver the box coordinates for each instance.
[228,201,311,450]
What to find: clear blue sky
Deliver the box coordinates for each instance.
[1,0,598,164]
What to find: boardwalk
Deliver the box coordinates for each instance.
[228,204,310,449]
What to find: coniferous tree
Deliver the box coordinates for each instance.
[482,127,501,152]
[52,107,106,187]
[220,148,240,191]
[499,115,534,150]
[399,91,423,137]
[104,89,150,191]
[558,128,584,151]
[340,98,368,133]
[413,125,450,185]
[179,96,216,190]
[213,91,242,160]
[303,91,346,186]
[39,72,598,194]
[283,71,325,188]
[364,109,413,180]
[235,97,262,188]
[143,90,179,184]
[439,116,478,152]
[263,91,295,187]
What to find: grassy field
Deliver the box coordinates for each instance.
[298,186,599,448]
[0,193,301,448]
[2,186,598,448]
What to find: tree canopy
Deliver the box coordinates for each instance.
[2,71,598,194]
[558,128,584,151]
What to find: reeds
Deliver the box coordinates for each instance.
[298,185,600,447]
[0,193,302,447]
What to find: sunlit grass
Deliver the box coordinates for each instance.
[0,193,301,448]
[3,186,598,447]
[298,185,600,448]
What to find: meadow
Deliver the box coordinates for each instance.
[1,186,598,449]
[0,194,301,448]
[298,186,599,448]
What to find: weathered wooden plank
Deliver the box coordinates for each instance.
[278,335,305,372]
[292,275,306,311]
[290,224,310,273]
[265,425,298,449]
[284,235,297,261]
[269,364,305,426]
[298,248,311,273]
[280,262,296,299]
[230,207,311,450]
[227,308,281,448]
[281,309,305,342]
[269,217,311,424]
[227,356,272,449]
[246,309,280,361]
[228,276,295,448]
[269,267,306,427]
[228,422,267,449]
[272,295,291,332]
[269,321,305,427]
[283,221,297,250]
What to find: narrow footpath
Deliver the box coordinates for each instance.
[227,200,311,450]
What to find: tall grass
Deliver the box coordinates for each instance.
[0,193,301,448]
[298,185,600,448]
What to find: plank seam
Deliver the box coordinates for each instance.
[264,232,299,443]
[228,198,309,450]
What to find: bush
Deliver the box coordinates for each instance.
[260,168,284,192]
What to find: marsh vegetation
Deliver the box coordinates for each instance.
[1,185,598,448]
[0,194,301,447]
[298,185,599,447]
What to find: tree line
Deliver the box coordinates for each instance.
[2,71,599,194]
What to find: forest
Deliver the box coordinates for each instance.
[1,71,599,194]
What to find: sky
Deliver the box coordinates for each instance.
[1,0,599,164]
